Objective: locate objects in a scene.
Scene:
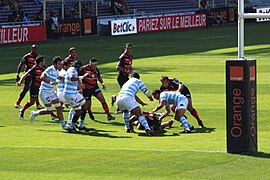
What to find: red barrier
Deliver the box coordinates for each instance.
[137,14,206,33]
[0,25,47,45]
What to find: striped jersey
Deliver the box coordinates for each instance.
[159,91,186,106]
[63,67,78,95]
[118,77,148,97]
[21,52,39,72]
[27,65,45,88]
[40,65,59,92]
[56,69,67,93]
[117,53,132,76]
[82,64,100,89]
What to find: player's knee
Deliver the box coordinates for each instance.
[53,103,61,108]
[79,99,86,106]
[46,106,53,111]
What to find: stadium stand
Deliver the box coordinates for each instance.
[1,0,266,24]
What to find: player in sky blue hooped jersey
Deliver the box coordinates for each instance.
[63,60,90,133]
[151,89,194,133]
[56,60,76,124]
[30,56,68,130]
[116,72,154,135]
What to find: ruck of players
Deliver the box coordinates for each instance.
[15,43,205,135]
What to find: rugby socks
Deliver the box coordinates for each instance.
[21,102,31,113]
[180,116,190,130]
[138,116,150,130]
[80,120,85,127]
[60,120,66,127]
[68,108,75,124]
[102,102,110,116]
[123,112,130,130]
[32,110,40,116]
[190,108,202,124]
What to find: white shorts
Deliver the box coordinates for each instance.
[116,96,138,112]
[64,92,84,108]
[175,96,188,110]
[39,90,58,105]
[57,92,67,104]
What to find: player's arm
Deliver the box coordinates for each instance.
[158,105,171,122]
[16,71,31,86]
[41,72,57,85]
[152,100,166,113]
[135,95,147,106]
[97,75,106,90]
[16,59,25,82]
[177,84,184,93]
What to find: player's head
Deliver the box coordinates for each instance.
[69,47,76,58]
[52,56,63,70]
[132,72,140,79]
[31,44,38,54]
[152,89,161,100]
[89,57,98,67]
[160,75,169,87]
[124,43,132,54]
[36,55,45,67]
[62,60,71,70]
[73,60,82,71]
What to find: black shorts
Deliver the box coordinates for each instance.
[181,85,192,99]
[83,87,101,100]
[117,74,129,88]
[30,86,39,98]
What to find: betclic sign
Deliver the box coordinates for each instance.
[111,19,137,36]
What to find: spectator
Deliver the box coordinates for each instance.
[22,13,30,22]
[8,10,21,22]
[50,13,59,40]
[200,0,207,9]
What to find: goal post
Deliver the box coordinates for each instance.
[226,0,270,154]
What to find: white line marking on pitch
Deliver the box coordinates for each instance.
[0,146,226,153]
[201,35,231,40]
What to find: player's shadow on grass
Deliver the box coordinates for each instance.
[64,128,131,139]
[193,127,215,133]
[138,132,180,137]
[91,119,125,127]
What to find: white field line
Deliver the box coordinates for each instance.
[200,35,231,40]
[0,145,226,153]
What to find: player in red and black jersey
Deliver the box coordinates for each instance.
[17,56,58,120]
[160,76,205,128]
[15,44,44,109]
[112,43,134,113]
[64,47,77,64]
[80,57,115,121]
[116,43,133,87]
[16,56,45,119]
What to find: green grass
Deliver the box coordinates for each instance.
[0,22,270,179]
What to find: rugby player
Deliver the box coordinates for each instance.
[15,44,44,109]
[152,89,194,133]
[30,56,67,130]
[160,76,205,128]
[116,72,153,135]
[80,57,115,121]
